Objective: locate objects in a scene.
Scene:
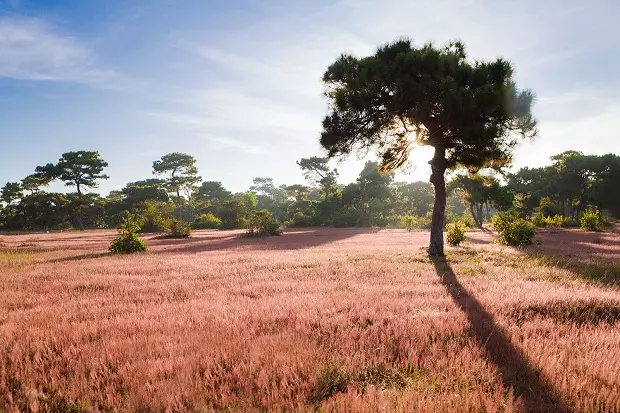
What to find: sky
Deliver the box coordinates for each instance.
[0,0,619,195]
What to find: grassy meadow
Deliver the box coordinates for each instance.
[0,228,619,412]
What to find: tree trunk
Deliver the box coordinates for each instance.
[470,204,482,228]
[75,183,84,230]
[429,146,448,257]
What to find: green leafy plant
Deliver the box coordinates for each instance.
[446,221,467,246]
[492,212,535,246]
[159,218,192,238]
[580,208,602,232]
[192,213,222,230]
[401,216,417,231]
[245,210,282,236]
[109,215,147,254]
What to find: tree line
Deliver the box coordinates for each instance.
[1,149,617,234]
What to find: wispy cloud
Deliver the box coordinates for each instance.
[0,17,118,85]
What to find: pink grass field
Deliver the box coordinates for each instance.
[0,228,619,412]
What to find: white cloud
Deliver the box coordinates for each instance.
[0,17,115,84]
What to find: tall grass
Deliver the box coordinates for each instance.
[0,229,618,412]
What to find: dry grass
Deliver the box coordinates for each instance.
[0,228,619,412]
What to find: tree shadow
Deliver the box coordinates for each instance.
[149,228,373,254]
[433,258,570,413]
[524,229,620,287]
[45,252,111,263]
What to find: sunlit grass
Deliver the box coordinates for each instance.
[0,229,618,412]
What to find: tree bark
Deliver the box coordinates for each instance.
[429,146,448,257]
[470,204,482,228]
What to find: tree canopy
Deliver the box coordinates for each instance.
[34,151,109,198]
[153,153,201,201]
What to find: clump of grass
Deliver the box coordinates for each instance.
[534,255,620,286]
[508,299,620,326]
[156,218,191,239]
[308,362,423,404]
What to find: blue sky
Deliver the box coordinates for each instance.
[1,0,619,195]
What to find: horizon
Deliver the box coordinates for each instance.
[1,0,619,195]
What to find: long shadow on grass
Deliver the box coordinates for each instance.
[433,258,570,413]
[525,228,620,287]
[45,252,110,263]
[151,228,376,254]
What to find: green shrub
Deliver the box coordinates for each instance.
[492,212,535,246]
[288,211,313,228]
[331,210,358,228]
[139,214,167,233]
[602,215,613,229]
[531,212,547,227]
[374,216,389,228]
[562,216,579,228]
[245,210,282,236]
[580,208,602,232]
[192,213,222,229]
[160,218,192,238]
[446,221,467,246]
[402,216,416,231]
[546,214,564,228]
[109,216,147,254]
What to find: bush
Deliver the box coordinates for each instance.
[109,216,147,254]
[531,212,547,227]
[192,213,222,230]
[562,216,579,228]
[446,221,467,246]
[139,214,167,233]
[546,214,564,228]
[160,218,192,238]
[580,208,602,232]
[287,211,313,228]
[245,210,282,236]
[402,216,416,231]
[492,212,535,246]
[331,210,358,228]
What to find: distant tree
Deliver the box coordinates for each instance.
[1,182,23,205]
[448,173,511,227]
[198,181,232,204]
[320,39,537,256]
[357,161,394,202]
[250,177,289,220]
[21,174,51,195]
[297,157,339,199]
[393,181,434,216]
[121,179,169,206]
[34,151,109,199]
[152,153,201,202]
[284,184,311,202]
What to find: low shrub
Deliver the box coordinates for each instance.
[580,208,602,232]
[192,213,222,230]
[139,215,167,233]
[287,211,313,228]
[531,212,546,227]
[446,221,467,246]
[492,212,535,246]
[401,216,415,231]
[331,211,358,228]
[245,210,282,236]
[109,216,147,254]
[158,218,191,239]
[562,216,580,228]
